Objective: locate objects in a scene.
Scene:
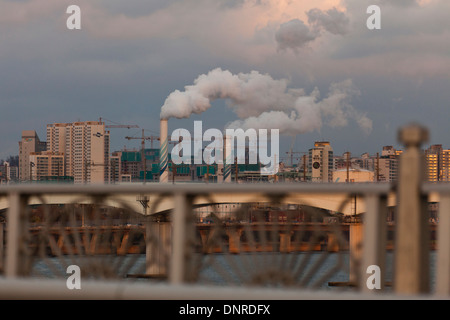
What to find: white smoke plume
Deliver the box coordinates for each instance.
[160,68,372,135]
[275,7,349,51]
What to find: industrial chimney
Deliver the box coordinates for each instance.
[159,119,169,183]
[223,134,232,183]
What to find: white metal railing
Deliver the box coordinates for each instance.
[0,182,392,296]
[0,123,448,299]
[423,182,450,296]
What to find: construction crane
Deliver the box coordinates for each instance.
[125,129,152,183]
[286,135,297,167]
[125,130,180,183]
[284,152,304,166]
[99,117,139,129]
[125,130,180,149]
[125,132,159,149]
[125,129,160,148]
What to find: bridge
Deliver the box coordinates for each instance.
[0,182,401,216]
[0,124,450,300]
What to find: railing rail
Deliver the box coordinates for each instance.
[0,181,393,195]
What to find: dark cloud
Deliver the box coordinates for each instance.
[275,7,349,52]
[96,0,181,17]
[377,0,418,7]
[307,7,350,35]
[275,19,317,51]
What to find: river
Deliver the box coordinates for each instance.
[30,251,437,291]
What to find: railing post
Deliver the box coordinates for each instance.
[349,223,363,285]
[146,221,172,277]
[0,222,4,273]
[169,192,194,284]
[394,124,429,294]
[5,192,28,278]
[361,194,387,292]
[436,194,450,295]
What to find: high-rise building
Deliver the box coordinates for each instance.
[376,146,400,182]
[109,154,121,183]
[29,151,64,181]
[442,149,450,181]
[47,121,110,184]
[18,130,47,181]
[425,144,443,182]
[309,141,333,182]
[426,152,439,182]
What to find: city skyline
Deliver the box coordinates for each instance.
[6,118,450,164]
[1,0,450,161]
[6,118,450,184]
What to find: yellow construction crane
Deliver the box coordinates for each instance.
[99,117,139,129]
[125,130,159,149]
[125,130,179,183]
[125,130,179,149]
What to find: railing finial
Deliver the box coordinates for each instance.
[398,123,429,148]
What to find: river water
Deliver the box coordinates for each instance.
[30,251,437,291]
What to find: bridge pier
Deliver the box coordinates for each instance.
[327,232,340,252]
[90,233,99,255]
[226,229,242,254]
[279,231,292,253]
[117,233,129,255]
[146,221,171,276]
[198,229,221,253]
[81,234,89,255]
[198,230,209,252]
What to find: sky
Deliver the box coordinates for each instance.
[1,0,450,163]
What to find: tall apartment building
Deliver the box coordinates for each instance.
[442,149,450,181]
[47,121,110,184]
[422,144,450,182]
[375,146,401,182]
[377,156,399,182]
[29,151,64,181]
[426,152,439,182]
[18,130,47,181]
[425,144,443,182]
[110,154,121,183]
[309,141,333,182]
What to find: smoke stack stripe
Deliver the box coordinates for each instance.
[159,119,169,183]
[223,135,232,183]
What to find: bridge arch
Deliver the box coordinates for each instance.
[0,190,402,217]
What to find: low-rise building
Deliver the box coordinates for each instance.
[333,168,374,183]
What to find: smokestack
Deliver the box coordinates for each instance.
[217,163,224,183]
[159,119,169,183]
[223,134,232,183]
[217,135,226,183]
